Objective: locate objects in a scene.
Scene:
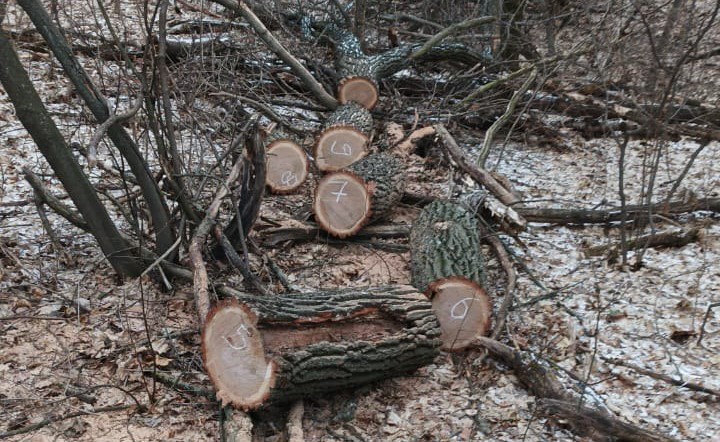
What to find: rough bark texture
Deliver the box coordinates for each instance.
[223,128,266,249]
[313,153,405,238]
[410,200,491,350]
[315,20,488,109]
[410,200,486,293]
[328,22,486,81]
[202,285,441,410]
[347,153,405,222]
[18,0,175,256]
[265,130,308,194]
[322,101,373,134]
[515,197,720,225]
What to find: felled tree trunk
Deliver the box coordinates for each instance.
[314,102,373,171]
[202,285,441,410]
[410,200,492,350]
[319,22,488,109]
[264,129,308,194]
[313,153,405,238]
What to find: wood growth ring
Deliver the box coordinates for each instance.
[265,140,308,193]
[427,277,492,351]
[337,76,379,110]
[314,126,369,171]
[202,301,276,410]
[313,172,372,238]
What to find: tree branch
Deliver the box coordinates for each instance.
[209,0,338,109]
[435,124,521,206]
[477,68,536,167]
[410,16,495,60]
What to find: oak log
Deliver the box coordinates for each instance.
[410,200,492,350]
[201,285,441,410]
[314,102,373,171]
[264,130,308,194]
[313,153,405,238]
[324,23,487,110]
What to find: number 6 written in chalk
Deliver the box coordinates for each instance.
[330,139,352,156]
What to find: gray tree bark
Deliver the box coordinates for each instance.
[17,0,176,257]
[0,29,143,276]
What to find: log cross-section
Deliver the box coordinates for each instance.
[202,286,441,410]
[410,200,492,350]
[202,302,276,409]
[314,153,405,238]
[314,102,373,172]
[314,172,372,238]
[337,76,379,110]
[265,131,308,194]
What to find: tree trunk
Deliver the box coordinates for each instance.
[314,102,373,171]
[265,129,308,194]
[313,153,405,238]
[18,0,176,257]
[202,285,441,410]
[0,29,143,276]
[316,21,487,109]
[410,200,491,350]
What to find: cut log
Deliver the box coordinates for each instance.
[313,153,405,238]
[313,172,371,238]
[410,200,491,350]
[264,131,308,194]
[316,21,488,110]
[202,286,441,410]
[314,102,373,171]
[337,76,379,110]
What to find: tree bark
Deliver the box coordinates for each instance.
[0,29,143,276]
[314,20,488,109]
[223,128,266,251]
[410,200,491,350]
[18,0,176,257]
[514,197,720,225]
[202,285,441,410]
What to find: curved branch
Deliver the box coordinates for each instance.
[409,16,495,60]
[87,89,144,169]
[477,67,536,167]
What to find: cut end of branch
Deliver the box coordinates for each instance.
[314,126,369,172]
[265,139,308,194]
[426,277,492,351]
[202,301,276,411]
[313,172,372,238]
[337,76,379,110]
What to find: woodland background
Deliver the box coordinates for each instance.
[0,0,719,440]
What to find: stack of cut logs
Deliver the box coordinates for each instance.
[203,72,493,411]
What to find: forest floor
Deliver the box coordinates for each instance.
[1,1,719,441]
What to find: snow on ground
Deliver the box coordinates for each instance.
[1,1,719,441]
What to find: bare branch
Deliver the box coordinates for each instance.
[87,89,144,169]
[410,16,495,60]
[209,0,338,109]
[477,68,536,167]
